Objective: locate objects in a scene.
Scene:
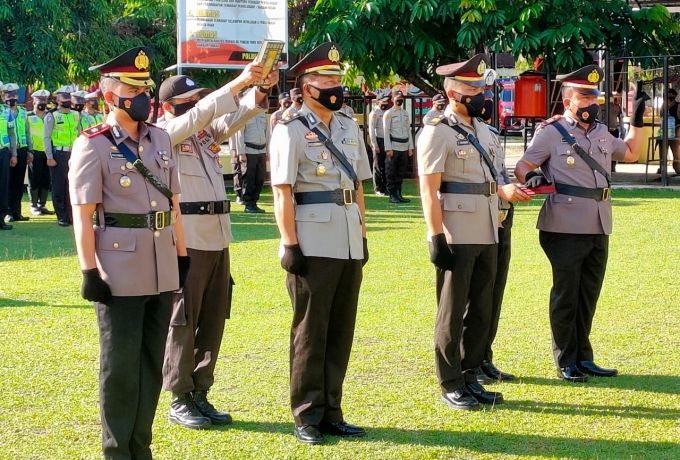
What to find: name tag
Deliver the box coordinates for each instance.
[457,140,470,146]
[342,138,357,146]
[110,153,125,159]
[180,144,193,153]
[307,141,323,147]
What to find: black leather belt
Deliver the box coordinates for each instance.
[294,189,357,206]
[55,146,71,152]
[245,142,266,150]
[180,200,230,215]
[440,181,497,196]
[390,135,408,143]
[555,182,611,201]
[102,211,174,230]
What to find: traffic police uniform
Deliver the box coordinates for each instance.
[270,43,372,439]
[383,91,414,202]
[157,74,268,427]
[368,95,389,194]
[520,66,627,376]
[0,82,18,230]
[3,83,31,221]
[27,89,53,215]
[83,91,106,129]
[235,111,268,212]
[71,90,90,131]
[417,54,506,408]
[69,47,183,460]
[45,85,80,225]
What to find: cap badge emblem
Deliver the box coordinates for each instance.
[477,60,487,75]
[185,78,195,87]
[328,46,340,63]
[135,50,150,70]
[587,70,600,83]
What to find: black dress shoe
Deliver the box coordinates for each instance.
[40,207,55,215]
[57,220,70,227]
[192,390,232,425]
[169,393,212,429]
[476,367,495,385]
[465,381,504,405]
[14,215,29,221]
[441,388,480,411]
[397,191,411,203]
[244,205,265,213]
[481,361,516,381]
[319,421,366,437]
[0,223,12,230]
[294,425,324,444]
[578,361,618,377]
[557,365,589,382]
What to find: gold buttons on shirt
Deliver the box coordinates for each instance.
[151,201,157,208]
[164,161,169,165]
[568,198,573,202]
[139,146,144,153]
[341,181,346,187]
[310,213,315,218]
[113,243,119,249]
[120,165,126,171]
[126,162,134,170]
[154,231,161,238]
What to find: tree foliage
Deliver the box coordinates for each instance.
[300,0,680,95]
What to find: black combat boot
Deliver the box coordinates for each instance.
[192,390,232,425]
[397,187,411,203]
[169,393,212,429]
[389,189,401,204]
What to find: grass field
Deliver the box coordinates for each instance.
[1,181,679,460]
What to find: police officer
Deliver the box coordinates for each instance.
[418,54,531,410]
[45,85,79,226]
[515,65,645,382]
[283,87,303,118]
[338,86,355,119]
[383,90,414,203]
[83,91,105,128]
[270,91,291,133]
[3,83,33,222]
[236,107,268,213]
[27,89,54,216]
[228,132,244,205]
[70,90,89,131]
[368,94,389,196]
[422,93,446,125]
[69,46,189,460]
[157,66,276,430]
[270,42,371,444]
[0,81,18,230]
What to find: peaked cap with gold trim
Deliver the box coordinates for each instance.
[89,47,155,87]
[436,54,490,87]
[288,42,344,77]
[557,64,603,96]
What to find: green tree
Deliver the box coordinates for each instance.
[300,0,680,95]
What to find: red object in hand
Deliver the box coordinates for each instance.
[522,185,556,196]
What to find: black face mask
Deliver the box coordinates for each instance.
[435,103,446,111]
[37,103,47,111]
[74,104,84,112]
[283,102,292,108]
[380,104,389,110]
[7,99,17,107]
[116,92,151,122]
[60,101,72,109]
[89,102,99,111]
[480,99,494,122]
[395,99,404,107]
[308,85,344,111]
[293,96,303,104]
[455,92,485,118]
[573,103,599,124]
[171,100,197,117]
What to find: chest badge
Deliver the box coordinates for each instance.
[316,164,326,176]
[317,151,329,161]
[305,131,318,141]
[112,126,121,138]
[567,156,575,166]
[119,175,132,188]
[457,150,468,158]
[456,133,466,140]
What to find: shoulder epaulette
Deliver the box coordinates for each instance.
[27,111,36,117]
[278,112,302,124]
[47,108,58,114]
[81,123,110,138]
[488,125,499,135]
[336,111,352,119]
[540,115,562,127]
[428,117,443,126]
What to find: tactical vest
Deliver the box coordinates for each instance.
[27,112,45,152]
[51,110,79,147]
[0,106,11,148]
[81,111,104,130]
[13,107,28,147]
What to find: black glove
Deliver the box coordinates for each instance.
[281,244,307,276]
[429,233,456,271]
[362,237,369,267]
[178,256,191,289]
[524,171,551,188]
[81,268,112,303]
[631,80,650,128]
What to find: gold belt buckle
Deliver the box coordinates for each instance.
[342,188,353,205]
[489,181,497,195]
[602,188,611,201]
[499,209,508,221]
[155,211,165,230]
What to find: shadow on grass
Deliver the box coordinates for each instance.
[220,420,678,456]
[517,374,680,395]
[505,399,680,421]
[0,298,91,309]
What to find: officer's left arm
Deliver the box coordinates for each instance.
[357,183,367,237]
[7,125,17,166]
[408,112,414,152]
[515,125,552,183]
[210,88,268,144]
[172,195,188,257]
